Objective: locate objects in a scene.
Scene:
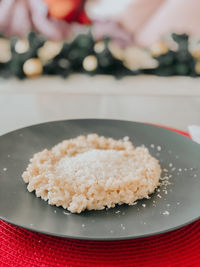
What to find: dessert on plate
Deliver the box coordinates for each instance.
[22,134,161,213]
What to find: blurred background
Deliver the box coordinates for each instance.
[0,0,200,134]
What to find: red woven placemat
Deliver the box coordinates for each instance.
[0,127,200,267]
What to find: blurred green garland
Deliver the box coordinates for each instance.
[0,32,200,79]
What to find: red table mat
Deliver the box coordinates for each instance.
[0,127,200,267]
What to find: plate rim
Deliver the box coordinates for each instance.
[0,118,193,138]
[1,212,200,241]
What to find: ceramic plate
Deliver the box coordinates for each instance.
[0,119,200,240]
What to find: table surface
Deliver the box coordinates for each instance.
[1,75,200,135]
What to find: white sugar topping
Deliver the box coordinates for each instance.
[57,149,141,180]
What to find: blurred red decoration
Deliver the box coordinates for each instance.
[44,0,91,24]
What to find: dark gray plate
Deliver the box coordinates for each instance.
[0,119,200,240]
